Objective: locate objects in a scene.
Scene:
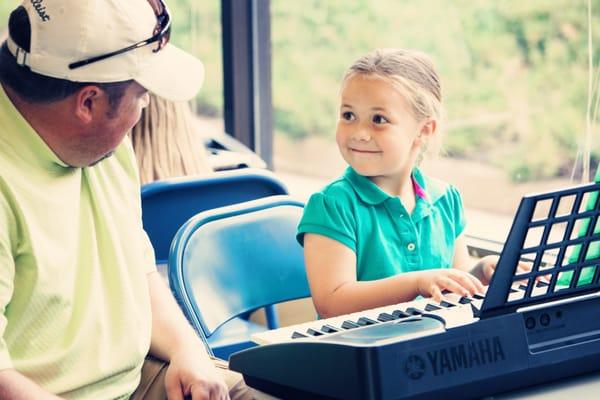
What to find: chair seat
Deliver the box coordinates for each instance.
[208,317,267,360]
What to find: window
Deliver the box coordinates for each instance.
[270,0,600,243]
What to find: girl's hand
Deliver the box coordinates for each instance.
[416,269,485,303]
[470,255,499,285]
[470,255,536,286]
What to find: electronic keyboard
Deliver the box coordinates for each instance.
[230,182,600,399]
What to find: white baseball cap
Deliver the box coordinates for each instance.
[5,0,204,102]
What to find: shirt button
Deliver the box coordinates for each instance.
[407,243,416,251]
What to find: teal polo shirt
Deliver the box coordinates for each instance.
[297,167,466,281]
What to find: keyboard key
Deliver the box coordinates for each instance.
[439,300,455,308]
[536,280,549,287]
[291,331,308,339]
[392,309,410,318]
[472,293,485,300]
[377,312,397,322]
[306,328,324,336]
[321,324,340,333]
[424,303,442,311]
[357,317,378,326]
[406,307,423,315]
[458,297,472,304]
[342,320,360,329]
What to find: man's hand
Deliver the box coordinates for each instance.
[164,349,229,400]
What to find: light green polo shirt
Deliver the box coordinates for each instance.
[297,167,466,281]
[0,85,155,398]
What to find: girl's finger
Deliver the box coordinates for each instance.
[430,285,444,303]
[439,276,470,298]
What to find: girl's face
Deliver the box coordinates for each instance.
[336,73,433,184]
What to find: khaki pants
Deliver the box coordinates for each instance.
[130,355,262,400]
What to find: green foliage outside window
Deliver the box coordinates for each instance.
[1,1,598,182]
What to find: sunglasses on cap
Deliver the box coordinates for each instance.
[68,0,171,70]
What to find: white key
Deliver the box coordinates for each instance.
[252,294,480,345]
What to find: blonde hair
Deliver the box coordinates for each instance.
[130,94,212,185]
[343,48,445,160]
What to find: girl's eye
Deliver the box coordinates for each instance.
[372,114,389,124]
[341,111,355,121]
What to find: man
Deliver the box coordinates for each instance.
[0,1,255,399]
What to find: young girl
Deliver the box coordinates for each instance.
[297,49,497,318]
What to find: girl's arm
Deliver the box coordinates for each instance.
[452,234,473,272]
[305,233,483,318]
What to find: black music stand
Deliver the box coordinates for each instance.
[480,182,600,318]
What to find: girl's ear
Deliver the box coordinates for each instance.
[419,118,437,138]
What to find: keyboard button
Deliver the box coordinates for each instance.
[291,331,308,339]
[306,328,324,336]
[406,307,424,315]
[425,303,441,311]
[342,320,360,329]
[536,280,549,287]
[357,317,378,326]
[321,324,340,333]
[439,300,455,308]
[392,310,410,318]
[377,312,397,322]
[458,297,472,304]
[472,293,485,300]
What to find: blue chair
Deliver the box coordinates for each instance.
[168,196,311,359]
[141,168,289,267]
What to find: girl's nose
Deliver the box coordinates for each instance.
[351,127,371,142]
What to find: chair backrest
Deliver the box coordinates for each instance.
[168,196,310,338]
[141,168,288,264]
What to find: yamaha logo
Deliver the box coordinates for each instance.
[403,336,506,379]
[404,355,426,380]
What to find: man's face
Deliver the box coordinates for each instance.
[77,82,150,167]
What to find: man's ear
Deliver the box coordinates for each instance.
[74,85,103,124]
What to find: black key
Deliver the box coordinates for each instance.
[406,307,424,315]
[342,320,360,329]
[377,312,397,322]
[536,280,549,287]
[424,303,442,311]
[518,284,528,291]
[439,300,455,308]
[306,328,324,336]
[291,331,308,339]
[458,297,472,304]
[509,288,518,293]
[357,317,378,326]
[321,324,340,333]
[392,309,410,318]
[472,293,485,300]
